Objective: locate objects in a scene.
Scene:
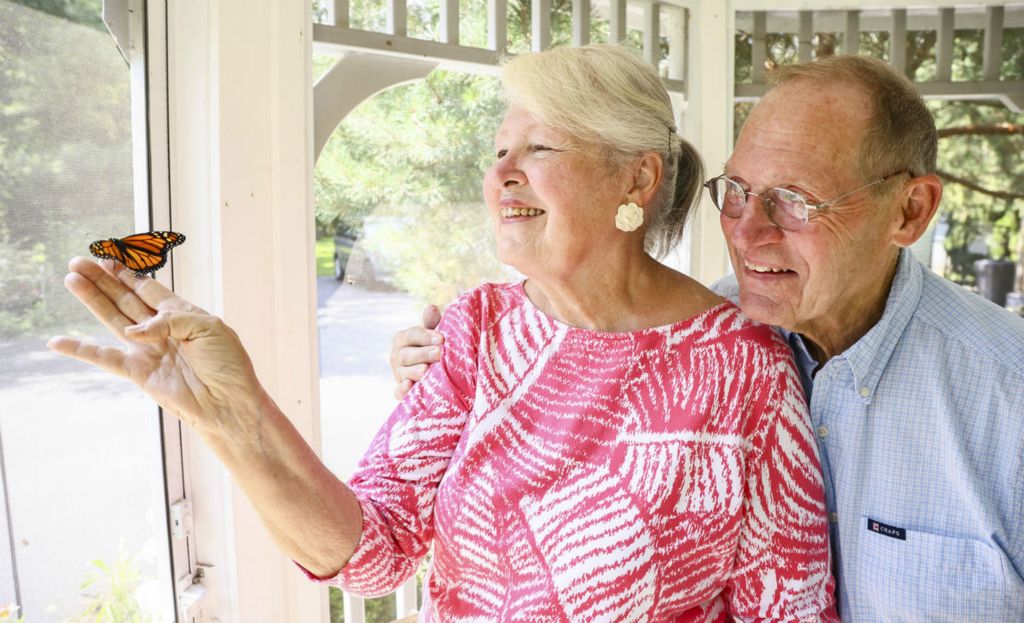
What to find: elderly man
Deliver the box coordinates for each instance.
[388,55,1024,620]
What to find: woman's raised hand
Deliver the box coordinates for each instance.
[48,257,266,437]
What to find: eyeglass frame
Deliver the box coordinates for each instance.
[703,170,912,231]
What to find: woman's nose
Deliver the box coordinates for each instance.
[487,154,526,188]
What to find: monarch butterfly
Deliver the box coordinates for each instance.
[89,231,186,277]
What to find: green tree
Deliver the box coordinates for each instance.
[0,0,135,336]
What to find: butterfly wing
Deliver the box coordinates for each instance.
[89,231,186,276]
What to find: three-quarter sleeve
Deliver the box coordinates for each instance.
[312,290,482,596]
[725,334,839,622]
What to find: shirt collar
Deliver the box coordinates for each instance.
[829,248,923,403]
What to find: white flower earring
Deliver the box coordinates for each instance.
[615,202,644,232]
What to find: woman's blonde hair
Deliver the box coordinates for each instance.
[500,44,703,258]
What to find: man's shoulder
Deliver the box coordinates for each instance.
[912,268,1024,369]
[709,274,740,305]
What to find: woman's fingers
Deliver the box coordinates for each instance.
[104,259,202,314]
[64,270,139,339]
[46,335,129,378]
[69,257,156,327]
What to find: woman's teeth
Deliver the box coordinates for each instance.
[501,207,545,218]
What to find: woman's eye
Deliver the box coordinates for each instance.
[529,144,550,152]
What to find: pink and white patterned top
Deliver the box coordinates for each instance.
[311,282,838,622]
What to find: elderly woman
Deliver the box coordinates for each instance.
[50,44,836,621]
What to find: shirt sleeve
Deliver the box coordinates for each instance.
[724,332,839,622]
[303,289,483,596]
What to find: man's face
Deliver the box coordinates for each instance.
[721,80,904,348]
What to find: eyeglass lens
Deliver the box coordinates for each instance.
[710,177,808,231]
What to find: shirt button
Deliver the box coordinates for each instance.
[829,512,839,524]
[859,386,870,398]
[817,426,829,439]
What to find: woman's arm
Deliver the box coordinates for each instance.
[725,336,838,622]
[49,257,362,577]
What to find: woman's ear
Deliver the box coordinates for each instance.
[626,153,664,207]
[893,174,942,247]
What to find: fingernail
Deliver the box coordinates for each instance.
[430,334,443,345]
[428,347,441,359]
[125,324,142,333]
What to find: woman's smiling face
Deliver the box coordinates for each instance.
[483,104,634,279]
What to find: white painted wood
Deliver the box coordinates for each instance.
[844,10,859,53]
[798,10,812,61]
[573,0,591,46]
[732,0,1013,11]
[667,6,686,81]
[395,576,419,615]
[532,0,551,51]
[0,432,19,610]
[734,6,1024,32]
[936,8,954,82]
[314,53,438,158]
[685,0,733,285]
[488,0,508,51]
[315,24,504,74]
[388,0,408,36]
[610,0,627,44]
[891,9,906,74]
[983,6,1004,82]
[643,2,661,67]
[138,0,192,614]
[166,0,327,621]
[334,0,349,27]
[344,594,367,623]
[752,11,766,82]
[441,0,459,44]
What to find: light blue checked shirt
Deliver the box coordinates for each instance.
[714,248,1024,622]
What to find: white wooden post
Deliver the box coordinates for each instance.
[572,0,590,46]
[686,0,733,285]
[983,6,1004,82]
[752,11,766,82]
[844,10,859,54]
[531,0,551,51]
[609,0,626,45]
[440,0,459,44]
[334,0,348,28]
[488,0,507,51]
[643,3,661,67]
[798,10,812,62]
[936,8,954,82]
[388,0,407,36]
[891,9,907,74]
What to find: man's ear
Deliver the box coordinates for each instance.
[893,173,943,247]
[625,152,664,207]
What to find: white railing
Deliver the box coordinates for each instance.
[313,0,689,92]
[734,5,1024,112]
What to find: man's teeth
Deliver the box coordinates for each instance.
[501,207,545,218]
[746,262,789,273]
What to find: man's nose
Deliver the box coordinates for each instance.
[728,193,784,246]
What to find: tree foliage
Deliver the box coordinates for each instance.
[0,0,134,336]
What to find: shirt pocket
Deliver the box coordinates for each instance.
[856,516,1019,622]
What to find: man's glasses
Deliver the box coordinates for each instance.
[703,171,910,232]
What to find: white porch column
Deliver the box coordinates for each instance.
[167,0,326,621]
[685,0,733,285]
